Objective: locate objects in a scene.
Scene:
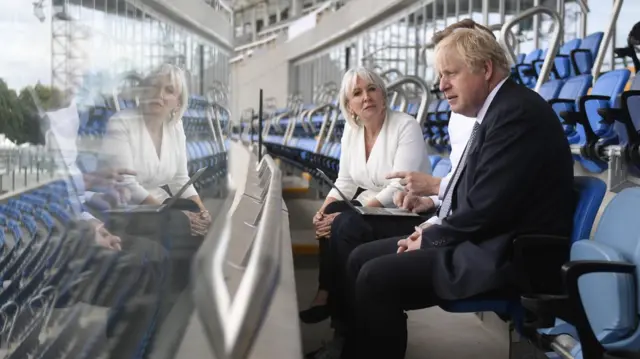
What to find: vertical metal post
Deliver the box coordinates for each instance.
[258,89,263,162]
[199,44,205,95]
[533,0,541,49]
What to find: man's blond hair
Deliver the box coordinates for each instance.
[434,27,510,76]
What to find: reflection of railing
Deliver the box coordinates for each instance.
[194,154,283,359]
[0,147,58,195]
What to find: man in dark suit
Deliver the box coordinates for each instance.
[338,28,575,359]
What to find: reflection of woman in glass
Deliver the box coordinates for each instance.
[101,64,210,236]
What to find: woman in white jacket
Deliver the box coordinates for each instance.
[101,64,210,237]
[300,67,432,325]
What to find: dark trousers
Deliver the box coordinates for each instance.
[339,237,444,359]
[317,200,360,291]
[317,201,426,291]
[327,210,426,329]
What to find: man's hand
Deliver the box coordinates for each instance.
[89,220,122,250]
[386,171,441,196]
[84,168,137,191]
[397,224,432,253]
[393,192,435,213]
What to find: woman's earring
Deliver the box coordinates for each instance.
[170,108,177,121]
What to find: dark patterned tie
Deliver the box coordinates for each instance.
[438,122,480,219]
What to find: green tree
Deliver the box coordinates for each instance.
[0,79,25,144]
[18,83,64,145]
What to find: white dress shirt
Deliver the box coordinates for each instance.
[46,101,96,221]
[101,109,197,204]
[425,77,508,225]
[328,110,431,208]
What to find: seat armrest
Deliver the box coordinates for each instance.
[521,293,571,329]
[513,235,570,295]
[561,260,636,359]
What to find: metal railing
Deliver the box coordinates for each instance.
[591,0,624,84]
[386,75,431,126]
[499,6,564,92]
[194,154,283,359]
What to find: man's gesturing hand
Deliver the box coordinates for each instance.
[386,171,441,196]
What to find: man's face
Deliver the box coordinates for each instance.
[437,48,492,117]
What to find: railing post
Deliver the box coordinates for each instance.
[258,89,263,162]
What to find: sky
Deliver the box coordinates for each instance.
[0,1,52,91]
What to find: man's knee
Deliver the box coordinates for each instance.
[346,242,376,281]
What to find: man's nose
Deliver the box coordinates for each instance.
[439,79,449,93]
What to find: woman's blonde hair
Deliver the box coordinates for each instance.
[338,67,388,128]
[141,63,190,123]
[434,28,510,76]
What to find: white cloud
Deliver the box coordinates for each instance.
[0,1,51,91]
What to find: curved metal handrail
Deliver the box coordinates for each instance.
[385,76,431,126]
[488,24,518,56]
[379,68,403,83]
[591,0,624,83]
[305,103,337,141]
[499,7,563,92]
[199,154,282,359]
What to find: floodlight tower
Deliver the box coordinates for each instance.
[49,0,88,94]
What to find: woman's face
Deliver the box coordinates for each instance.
[142,74,182,120]
[347,76,386,122]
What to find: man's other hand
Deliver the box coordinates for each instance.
[393,192,435,213]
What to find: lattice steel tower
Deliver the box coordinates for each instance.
[50,0,88,94]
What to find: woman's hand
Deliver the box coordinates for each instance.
[183,210,211,236]
[313,211,324,227]
[315,213,339,239]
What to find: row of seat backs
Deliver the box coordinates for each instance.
[514,32,604,87]
[538,70,638,158]
[78,95,216,137]
[186,141,222,161]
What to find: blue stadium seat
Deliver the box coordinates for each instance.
[572,32,604,76]
[548,74,593,143]
[521,186,640,359]
[562,69,630,172]
[439,176,606,337]
[515,49,544,87]
[429,155,441,172]
[539,79,565,101]
[432,158,451,178]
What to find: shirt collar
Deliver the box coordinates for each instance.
[475,77,508,125]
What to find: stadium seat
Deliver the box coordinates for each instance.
[521,186,640,359]
[561,69,630,172]
[438,176,607,337]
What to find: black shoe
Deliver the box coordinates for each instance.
[299,304,331,324]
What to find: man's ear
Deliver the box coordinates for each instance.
[483,60,494,81]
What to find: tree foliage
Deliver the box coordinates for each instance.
[0,79,64,145]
